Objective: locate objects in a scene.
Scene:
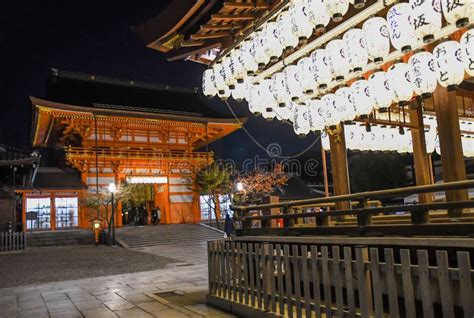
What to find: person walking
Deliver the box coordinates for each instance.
[224,214,233,238]
[151,207,159,226]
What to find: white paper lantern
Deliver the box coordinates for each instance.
[247,84,263,115]
[296,57,317,94]
[409,51,438,99]
[308,98,325,130]
[310,49,333,89]
[241,39,259,76]
[335,86,357,122]
[283,65,304,102]
[289,2,314,44]
[441,0,473,28]
[274,102,296,122]
[387,63,414,106]
[343,28,368,72]
[325,0,349,22]
[368,71,395,110]
[231,82,247,102]
[251,32,271,70]
[271,72,291,107]
[303,0,330,32]
[217,86,231,101]
[326,39,350,81]
[293,104,312,136]
[350,0,366,9]
[433,40,465,90]
[351,79,375,116]
[277,11,299,51]
[262,97,277,121]
[213,62,228,95]
[229,50,246,83]
[321,94,339,127]
[222,56,237,89]
[460,29,474,76]
[262,22,284,62]
[202,69,217,98]
[387,3,418,53]
[321,130,330,150]
[363,17,390,63]
[409,0,442,43]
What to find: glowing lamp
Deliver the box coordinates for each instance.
[363,17,390,63]
[308,98,325,131]
[263,22,284,62]
[303,0,330,32]
[387,3,417,53]
[283,65,304,102]
[460,29,474,76]
[277,11,299,51]
[351,79,375,116]
[252,32,271,69]
[310,49,333,89]
[289,2,314,44]
[222,56,237,89]
[231,82,247,102]
[335,86,357,122]
[387,62,414,106]
[368,71,395,111]
[433,40,465,91]
[202,69,217,98]
[321,94,339,127]
[296,57,317,94]
[271,72,291,107]
[293,104,312,137]
[409,51,438,99]
[409,0,442,43]
[274,102,296,122]
[325,0,349,22]
[326,39,350,81]
[343,28,368,72]
[241,39,259,76]
[441,0,473,28]
[213,62,228,95]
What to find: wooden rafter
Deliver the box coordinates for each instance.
[191,32,232,40]
[200,24,240,31]
[223,1,271,10]
[211,14,255,21]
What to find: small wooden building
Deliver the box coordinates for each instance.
[27,69,244,230]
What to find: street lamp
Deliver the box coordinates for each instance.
[236,182,244,192]
[108,183,117,246]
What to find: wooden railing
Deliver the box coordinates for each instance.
[232,180,474,237]
[0,232,26,252]
[208,238,474,317]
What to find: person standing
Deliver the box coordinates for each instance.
[151,208,158,226]
[156,207,161,225]
[224,214,233,238]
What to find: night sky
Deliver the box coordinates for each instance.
[1,0,320,165]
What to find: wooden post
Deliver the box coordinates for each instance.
[409,105,433,224]
[261,196,279,228]
[328,124,351,213]
[321,147,329,197]
[433,86,468,218]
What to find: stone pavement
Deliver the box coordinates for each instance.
[0,262,233,318]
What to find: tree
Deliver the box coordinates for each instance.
[116,183,151,208]
[234,164,289,205]
[194,163,232,228]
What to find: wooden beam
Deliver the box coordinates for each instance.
[200,24,240,31]
[223,1,270,10]
[211,14,255,21]
[180,39,205,47]
[433,86,469,218]
[191,32,232,40]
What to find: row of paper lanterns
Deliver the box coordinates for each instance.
[202,0,473,100]
[222,31,472,136]
[320,117,474,157]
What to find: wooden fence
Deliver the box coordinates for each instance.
[208,238,474,317]
[0,232,27,252]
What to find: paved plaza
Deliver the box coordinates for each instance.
[0,225,232,318]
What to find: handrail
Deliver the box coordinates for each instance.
[232,180,474,212]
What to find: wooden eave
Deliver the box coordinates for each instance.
[30,97,246,148]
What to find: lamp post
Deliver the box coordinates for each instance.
[108,183,117,246]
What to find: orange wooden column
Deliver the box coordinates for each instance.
[50,192,56,231]
[409,105,433,223]
[328,124,351,213]
[433,86,468,217]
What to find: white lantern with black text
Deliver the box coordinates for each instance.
[321,94,339,127]
[289,2,314,44]
[271,72,291,107]
[261,82,277,120]
[296,57,317,94]
[387,3,418,53]
[351,79,375,116]
[310,49,333,89]
[363,17,390,63]
[460,29,474,76]
[222,56,237,89]
[304,0,330,32]
[308,98,325,130]
[213,62,227,95]
[369,71,395,111]
[274,102,296,122]
[335,86,357,122]
[241,39,259,76]
[231,82,247,102]
[326,39,350,81]
[325,0,349,22]
[217,86,231,101]
[343,28,368,72]
[433,41,465,90]
[293,104,312,136]
[284,65,304,102]
[252,32,271,70]
[387,63,414,106]
[441,0,473,28]
[409,51,438,99]
[277,11,299,51]
[202,69,217,98]
[409,0,442,43]
[263,22,284,62]
[229,50,246,83]
[247,84,263,115]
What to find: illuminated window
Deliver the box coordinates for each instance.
[26,198,51,229]
[55,197,78,228]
